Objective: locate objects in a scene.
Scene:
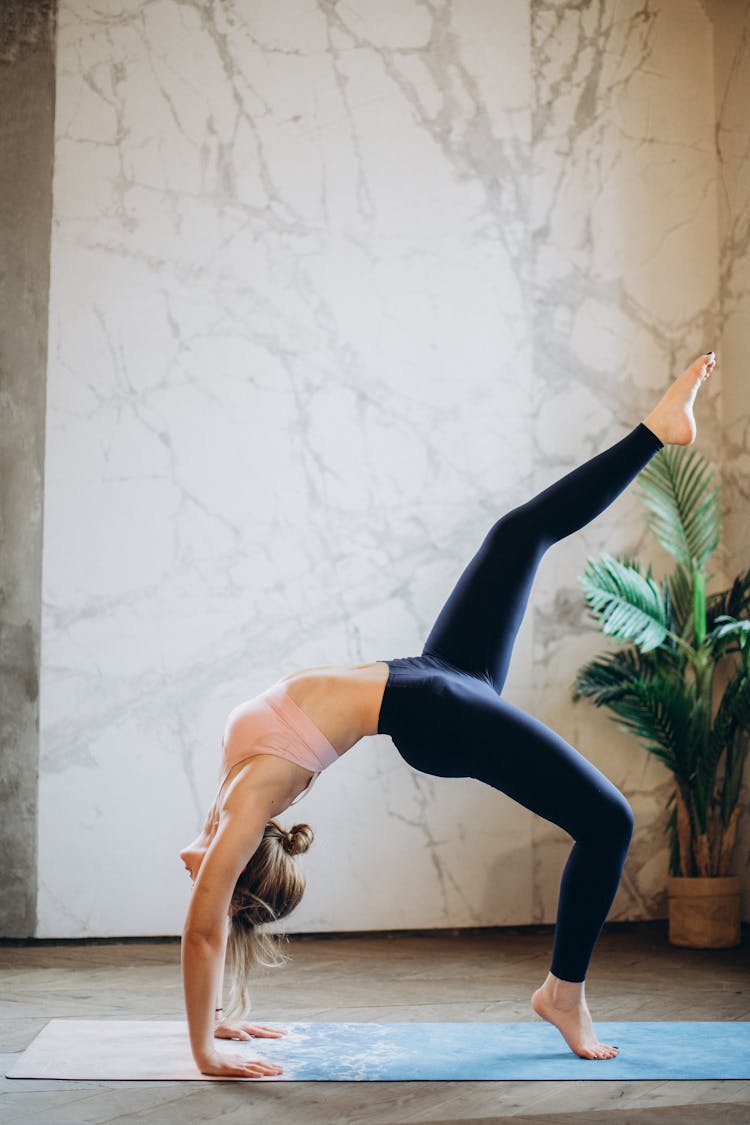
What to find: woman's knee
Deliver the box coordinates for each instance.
[572,789,634,849]
[598,791,635,849]
[484,507,548,566]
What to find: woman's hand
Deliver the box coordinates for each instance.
[214,1019,288,1041]
[198,1050,284,1079]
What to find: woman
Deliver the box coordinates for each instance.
[180,353,716,1078]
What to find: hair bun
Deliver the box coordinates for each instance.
[283,823,314,857]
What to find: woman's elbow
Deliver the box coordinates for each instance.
[182,924,223,951]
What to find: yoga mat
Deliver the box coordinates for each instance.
[6,1019,750,1081]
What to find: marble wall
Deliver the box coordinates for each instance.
[36,0,747,938]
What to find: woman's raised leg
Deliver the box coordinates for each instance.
[422,353,716,692]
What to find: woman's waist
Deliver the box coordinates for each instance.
[271,663,390,750]
[380,652,490,684]
[376,653,493,736]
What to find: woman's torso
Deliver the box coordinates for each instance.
[218,655,490,801]
[218,661,391,805]
[181,661,393,872]
[181,655,489,873]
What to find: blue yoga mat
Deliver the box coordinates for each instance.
[7,1019,750,1081]
[231,1021,750,1081]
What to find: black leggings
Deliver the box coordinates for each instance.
[377,421,663,982]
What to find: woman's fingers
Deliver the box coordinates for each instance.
[226,1054,283,1078]
[243,1022,288,1038]
[257,1061,284,1075]
[241,1063,283,1077]
[202,1052,284,1078]
[213,1026,250,1041]
[243,1059,283,1078]
[215,1020,287,1041]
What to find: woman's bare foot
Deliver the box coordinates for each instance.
[531,973,619,1060]
[642,352,716,446]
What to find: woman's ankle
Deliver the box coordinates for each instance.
[542,970,587,1008]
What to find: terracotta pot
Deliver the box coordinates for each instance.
[667,875,742,948]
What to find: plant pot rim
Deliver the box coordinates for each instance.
[667,874,741,895]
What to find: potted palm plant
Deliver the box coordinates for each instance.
[572,442,749,947]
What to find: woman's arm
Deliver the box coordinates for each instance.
[182,927,227,1068]
[214,912,229,1022]
[182,769,292,1075]
[181,795,282,1077]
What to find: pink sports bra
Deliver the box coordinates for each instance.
[217,681,340,806]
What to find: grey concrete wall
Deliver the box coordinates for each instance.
[0,0,55,937]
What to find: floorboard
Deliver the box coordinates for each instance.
[1,923,748,1123]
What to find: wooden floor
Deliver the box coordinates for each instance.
[1,923,749,1124]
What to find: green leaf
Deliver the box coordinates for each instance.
[572,649,642,704]
[707,567,750,626]
[713,615,750,641]
[634,446,721,568]
[580,554,669,652]
[693,569,706,647]
[667,562,693,637]
[709,670,750,817]
[604,674,703,782]
[572,646,678,704]
[705,615,750,661]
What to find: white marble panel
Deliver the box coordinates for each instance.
[39,0,534,936]
[39,0,746,940]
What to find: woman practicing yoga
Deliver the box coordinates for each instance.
[180,352,716,1078]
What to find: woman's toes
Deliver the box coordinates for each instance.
[585,1043,618,1059]
[699,352,716,379]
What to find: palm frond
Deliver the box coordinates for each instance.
[693,568,707,646]
[707,615,750,660]
[668,563,693,635]
[707,566,750,625]
[715,667,750,738]
[572,648,645,705]
[705,669,749,801]
[579,554,669,652]
[733,677,750,734]
[664,797,682,876]
[604,673,703,780]
[634,446,721,569]
[574,650,700,780]
[572,645,679,704]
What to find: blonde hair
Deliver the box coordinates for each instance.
[225,819,314,1018]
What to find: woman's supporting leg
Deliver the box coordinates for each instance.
[457,688,633,1058]
[423,422,663,691]
[461,690,633,981]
